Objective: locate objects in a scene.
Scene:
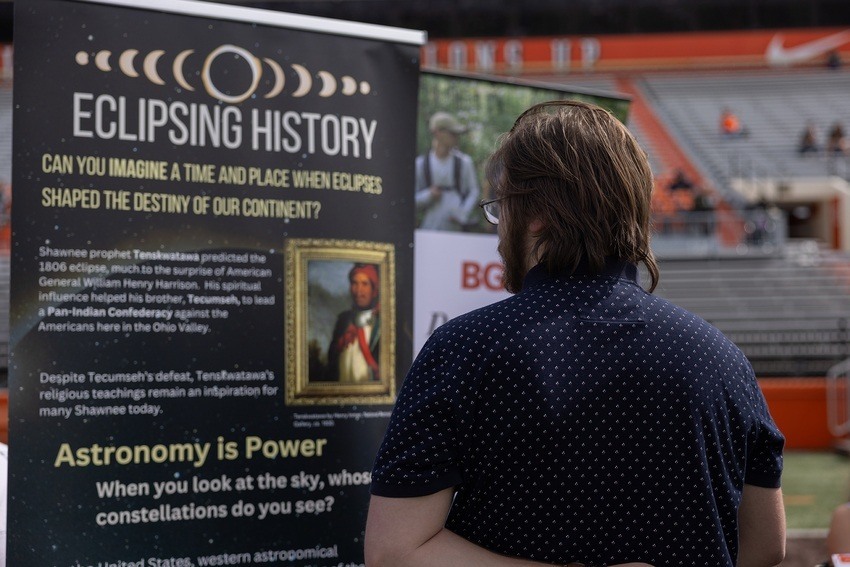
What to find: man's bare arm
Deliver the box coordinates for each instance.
[737,484,785,567]
[364,489,651,567]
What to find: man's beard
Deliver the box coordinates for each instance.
[498,220,530,294]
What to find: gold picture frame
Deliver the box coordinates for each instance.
[285,238,397,406]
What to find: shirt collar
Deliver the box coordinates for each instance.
[521,258,639,290]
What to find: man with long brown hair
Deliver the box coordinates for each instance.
[366,101,785,566]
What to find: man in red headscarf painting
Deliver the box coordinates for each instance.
[326,263,381,382]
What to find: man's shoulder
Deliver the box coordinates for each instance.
[647,293,721,330]
[412,297,520,382]
[645,293,750,361]
[428,295,522,345]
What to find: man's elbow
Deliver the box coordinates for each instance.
[364,538,408,567]
[737,485,786,567]
[761,519,787,565]
[363,544,384,567]
[765,541,786,566]
[363,545,385,567]
[739,540,786,567]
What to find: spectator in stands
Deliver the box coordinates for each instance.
[668,168,695,192]
[691,186,716,236]
[798,122,820,156]
[744,199,773,246]
[720,107,747,138]
[827,123,849,156]
[827,49,843,70]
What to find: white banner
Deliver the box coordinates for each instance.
[414,229,510,353]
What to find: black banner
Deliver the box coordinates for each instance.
[10,0,420,564]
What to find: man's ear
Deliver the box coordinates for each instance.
[529,218,544,235]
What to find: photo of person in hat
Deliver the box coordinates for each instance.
[326,263,381,382]
[415,111,480,231]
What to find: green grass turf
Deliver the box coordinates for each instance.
[782,451,850,530]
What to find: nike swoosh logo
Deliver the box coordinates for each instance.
[766,30,850,66]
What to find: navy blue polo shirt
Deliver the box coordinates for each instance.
[371,261,784,566]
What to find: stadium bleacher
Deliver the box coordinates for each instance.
[654,241,850,377]
[639,67,850,200]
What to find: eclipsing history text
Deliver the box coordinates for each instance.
[72,92,378,158]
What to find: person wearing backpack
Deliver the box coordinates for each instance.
[415,111,480,231]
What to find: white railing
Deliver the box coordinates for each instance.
[651,208,787,258]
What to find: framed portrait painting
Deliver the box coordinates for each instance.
[285,238,397,405]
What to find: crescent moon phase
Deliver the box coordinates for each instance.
[88,45,364,102]
[340,76,357,96]
[263,57,285,99]
[119,49,139,77]
[94,50,112,72]
[143,50,166,86]
[291,64,312,97]
[317,71,337,97]
[173,49,195,91]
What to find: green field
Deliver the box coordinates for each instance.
[783,451,850,529]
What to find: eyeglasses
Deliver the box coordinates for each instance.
[479,196,508,225]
